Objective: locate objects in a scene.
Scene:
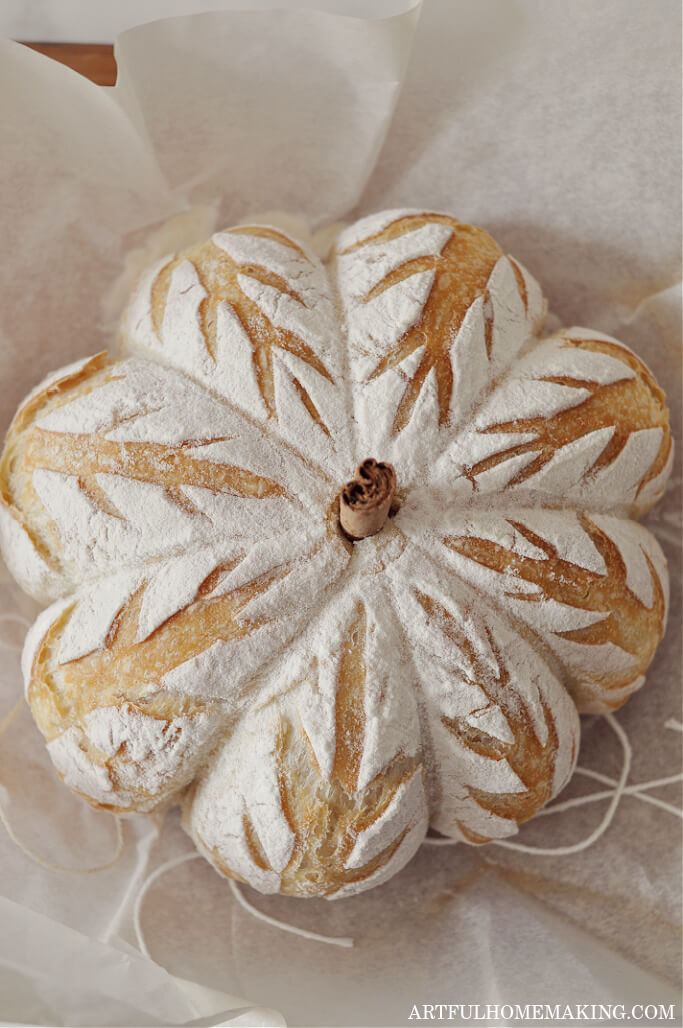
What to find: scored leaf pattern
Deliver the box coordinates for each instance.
[335,211,545,483]
[1,355,328,598]
[120,224,351,476]
[433,330,672,513]
[188,585,427,897]
[401,503,668,714]
[385,547,579,841]
[27,529,349,812]
[0,210,673,896]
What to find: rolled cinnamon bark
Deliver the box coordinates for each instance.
[339,458,396,541]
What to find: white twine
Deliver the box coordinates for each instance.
[424,712,682,855]
[492,714,630,855]
[133,851,354,958]
[134,703,678,959]
[228,880,354,948]
[133,851,201,959]
[0,630,352,946]
[100,814,162,945]
[1,591,680,932]
[565,770,683,819]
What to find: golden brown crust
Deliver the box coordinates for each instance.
[27,571,272,745]
[342,213,503,434]
[1,356,289,594]
[469,336,672,513]
[444,514,667,713]
[199,721,423,898]
[0,355,113,576]
[187,602,426,897]
[0,211,673,897]
[148,228,333,419]
[416,592,564,836]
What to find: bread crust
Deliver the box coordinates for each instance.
[0,211,671,897]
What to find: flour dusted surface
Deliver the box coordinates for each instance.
[0,210,672,897]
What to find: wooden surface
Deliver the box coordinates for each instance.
[22,43,117,85]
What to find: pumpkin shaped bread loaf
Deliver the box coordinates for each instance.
[0,210,672,898]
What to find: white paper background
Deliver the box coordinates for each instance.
[0,2,680,1026]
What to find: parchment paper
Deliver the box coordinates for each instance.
[0,2,680,1026]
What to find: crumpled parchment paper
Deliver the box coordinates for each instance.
[0,2,680,1025]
